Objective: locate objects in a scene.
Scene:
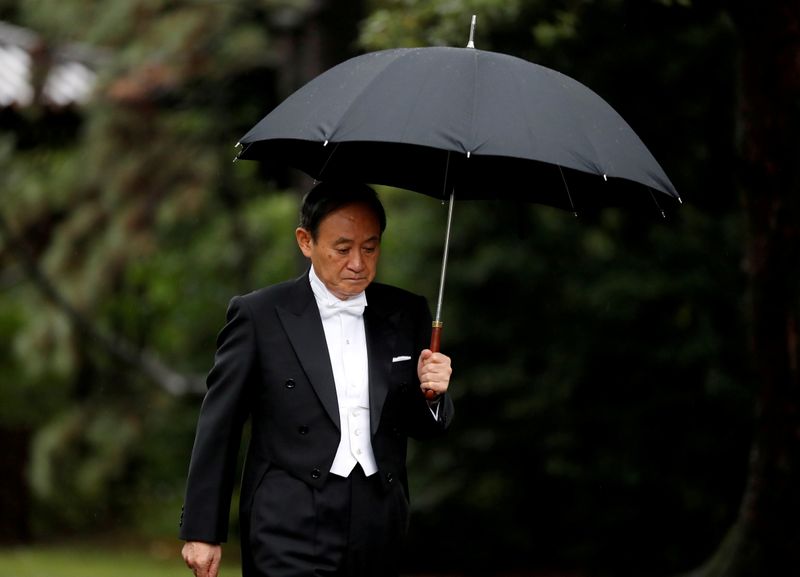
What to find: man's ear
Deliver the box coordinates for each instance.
[296,227,313,257]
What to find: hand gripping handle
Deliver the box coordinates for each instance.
[424,322,443,400]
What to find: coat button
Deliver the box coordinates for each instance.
[285,378,296,389]
[311,468,321,479]
[386,472,394,484]
[298,426,309,435]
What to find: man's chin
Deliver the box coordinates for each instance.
[339,280,370,297]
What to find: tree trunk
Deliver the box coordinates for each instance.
[693,2,800,575]
[0,427,31,543]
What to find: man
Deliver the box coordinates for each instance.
[180,181,454,577]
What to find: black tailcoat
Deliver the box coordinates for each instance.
[180,272,454,573]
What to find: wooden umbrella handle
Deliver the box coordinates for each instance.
[425,322,443,400]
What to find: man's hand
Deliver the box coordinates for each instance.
[182,541,222,577]
[417,349,452,399]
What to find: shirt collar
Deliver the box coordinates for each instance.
[309,266,368,316]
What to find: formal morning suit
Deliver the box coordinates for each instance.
[179,270,454,576]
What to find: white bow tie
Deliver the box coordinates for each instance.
[319,293,367,319]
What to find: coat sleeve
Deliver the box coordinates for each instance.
[179,296,256,543]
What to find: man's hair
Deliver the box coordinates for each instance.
[299,181,387,240]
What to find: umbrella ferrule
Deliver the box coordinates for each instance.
[466,15,476,48]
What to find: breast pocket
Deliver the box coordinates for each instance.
[389,355,417,394]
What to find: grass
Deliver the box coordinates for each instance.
[0,543,589,577]
[0,542,242,577]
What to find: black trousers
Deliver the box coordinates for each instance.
[243,465,409,577]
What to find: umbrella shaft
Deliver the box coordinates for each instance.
[434,191,455,324]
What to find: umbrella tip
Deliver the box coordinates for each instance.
[466,14,476,48]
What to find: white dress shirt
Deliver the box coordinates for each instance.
[309,267,378,478]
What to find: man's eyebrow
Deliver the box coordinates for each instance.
[333,236,379,245]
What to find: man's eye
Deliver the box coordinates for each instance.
[337,248,349,255]
[363,247,376,254]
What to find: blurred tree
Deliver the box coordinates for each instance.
[689,2,800,576]
[0,0,366,539]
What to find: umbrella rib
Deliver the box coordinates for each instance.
[648,187,666,218]
[317,141,341,180]
[558,165,578,217]
[441,149,452,199]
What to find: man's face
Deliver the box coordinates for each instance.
[296,202,382,300]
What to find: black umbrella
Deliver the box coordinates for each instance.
[236,17,681,385]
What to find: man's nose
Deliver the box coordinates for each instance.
[348,252,364,271]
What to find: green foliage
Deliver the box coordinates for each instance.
[1,0,301,543]
[361,0,524,49]
[0,298,71,427]
[28,405,139,532]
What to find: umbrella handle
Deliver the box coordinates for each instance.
[424,322,444,400]
[430,321,443,353]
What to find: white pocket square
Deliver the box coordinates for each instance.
[392,355,412,363]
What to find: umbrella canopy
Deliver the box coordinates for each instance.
[235,35,681,383]
[237,45,680,214]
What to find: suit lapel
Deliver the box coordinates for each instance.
[276,274,341,430]
[365,287,398,435]
[275,275,403,436]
